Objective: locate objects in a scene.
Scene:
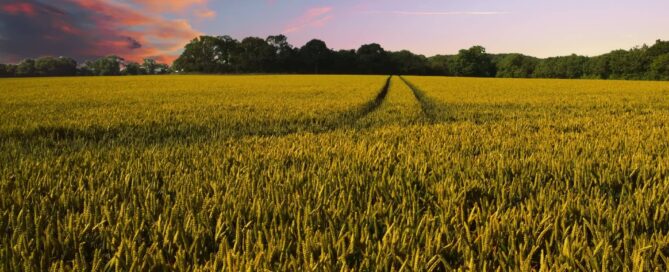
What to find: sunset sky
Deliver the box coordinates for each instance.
[1,0,669,63]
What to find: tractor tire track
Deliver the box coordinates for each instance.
[235,75,391,136]
[398,76,440,123]
[341,75,392,125]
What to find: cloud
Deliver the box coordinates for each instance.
[2,2,37,16]
[195,9,216,19]
[130,0,214,18]
[0,0,207,64]
[284,6,334,34]
[363,10,510,16]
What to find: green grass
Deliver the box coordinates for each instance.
[1,75,669,270]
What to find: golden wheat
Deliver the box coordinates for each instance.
[1,75,668,270]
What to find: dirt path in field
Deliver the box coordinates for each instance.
[398,76,439,122]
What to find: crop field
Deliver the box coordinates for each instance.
[1,75,669,270]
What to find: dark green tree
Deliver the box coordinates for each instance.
[266,35,296,72]
[239,37,275,72]
[495,54,538,78]
[534,54,588,79]
[34,56,77,76]
[650,54,669,80]
[155,63,171,74]
[646,40,669,59]
[356,43,391,74]
[0,64,16,77]
[331,50,358,74]
[16,59,36,76]
[601,50,633,79]
[389,50,429,75]
[124,62,143,75]
[299,39,332,74]
[585,55,610,79]
[77,65,94,76]
[427,55,457,76]
[141,58,158,74]
[85,56,123,76]
[173,36,240,73]
[453,46,495,77]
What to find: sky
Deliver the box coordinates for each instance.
[1,0,669,63]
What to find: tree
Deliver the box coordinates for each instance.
[0,64,16,77]
[155,63,170,74]
[534,55,588,79]
[299,39,332,73]
[124,62,143,75]
[646,40,669,59]
[34,57,57,76]
[34,56,77,76]
[266,35,296,72]
[86,56,123,76]
[428,55,457,76]
[77,66,94,76]
[389,50,429,75]
[56,57,77,76]
[332,49,359,74]
[453,46,495,77]
[8,34,663,79]
[650,54,669,80]
[16,59,36,76]
[239,37,275,72]
[356,43,391,74]
[626,47,651,79]
[266,35,291,54]
[585,55,610,79]
[495,54,538,78]
[173,35,240,73]
[598,50,636,79]
[214,35,243,72]
[141,58,157,74]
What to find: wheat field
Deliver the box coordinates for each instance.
[1,75,669,271]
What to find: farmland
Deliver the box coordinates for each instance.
[1,75,669,270]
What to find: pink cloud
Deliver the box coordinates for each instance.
[284,6,334,34]
[131,0,208,13]
[70,0,202,62]
[2,2,37,16]
[195,9,216,19]
[131,0,216,20]
[0,0,204,64]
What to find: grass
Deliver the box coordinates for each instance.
[1,75,669,270]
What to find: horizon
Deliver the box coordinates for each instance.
[1,0,669,63]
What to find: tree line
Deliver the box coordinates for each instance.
[2,35,669,80]
[0,56,170,77]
